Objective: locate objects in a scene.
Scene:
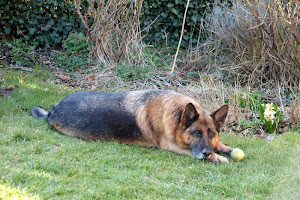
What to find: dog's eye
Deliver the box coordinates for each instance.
[208,131,215,138]
[192,130,202,137]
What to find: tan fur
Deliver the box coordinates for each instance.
[51,123,101,141]
[50,123,83,138]
[136,93,199,153]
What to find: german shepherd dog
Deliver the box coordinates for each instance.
[32,90,234,163]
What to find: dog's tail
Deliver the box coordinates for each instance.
[31,106,48,119]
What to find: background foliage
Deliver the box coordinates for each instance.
[141,0,210,48]
[0,0,84,47]
[0,0,216,48]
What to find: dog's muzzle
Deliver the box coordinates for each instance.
[192,148,212,159]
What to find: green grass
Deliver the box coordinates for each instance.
[0,69,300,199]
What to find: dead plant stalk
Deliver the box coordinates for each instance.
[171,0,190,74]
[74,0,144,65]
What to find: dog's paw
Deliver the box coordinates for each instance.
[209,153,229,164]
[216,155,229,163]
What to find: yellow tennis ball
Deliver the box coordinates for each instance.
[231,148,245,161]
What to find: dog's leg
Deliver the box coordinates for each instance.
[159,141,193,156]
[215,142,233,155]
[208,142,233,163]
[208,152,229,163]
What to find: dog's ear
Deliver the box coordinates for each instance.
[211,105,228,132]
[182,103,199,128]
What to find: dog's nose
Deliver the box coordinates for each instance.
[203,149,212,158]
[203,152,211,158]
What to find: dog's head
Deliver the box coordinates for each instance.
[178,103,228,159]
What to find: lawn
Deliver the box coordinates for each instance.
[0,69,299,199]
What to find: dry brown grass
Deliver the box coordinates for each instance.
[75,0,144,65]
[287,90,300,126]
[181,0,300,87]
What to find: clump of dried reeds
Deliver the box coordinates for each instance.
[74,0,144,65]
[202,0,300,86]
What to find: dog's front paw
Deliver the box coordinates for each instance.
[209,153,229,164]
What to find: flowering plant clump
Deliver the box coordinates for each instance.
[259,103,284,133]
[264,103,276,123]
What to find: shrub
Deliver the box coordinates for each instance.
[62,32,91,54]
[74,0,145,64]
[4,39,37,68]
[205,0,300,86]
[0,0,84,47]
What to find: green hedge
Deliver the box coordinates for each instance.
[141,0,211,47]
[0,0,219,48]
[0,0,83,47]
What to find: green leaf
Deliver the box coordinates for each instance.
[29,28,37,35]
[259,104,266,121]
[170,8,178,15]
[187,71,199,78]
[161,12,168,18]
[191,14,199,23]
[183,35,189,40]
[167,3,174,8]
[4,27,11,34]
[272,103,278,111]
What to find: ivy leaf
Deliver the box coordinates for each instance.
[183,35,189,40]
[4,26,11,34]
[192,14,199,23]
[170,8,178,15]
[29,27,37,35]
[167,3,174,8]
[161,12,168,18]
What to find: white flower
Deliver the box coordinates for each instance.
[264,103,276,123]
[240,92,247,99]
